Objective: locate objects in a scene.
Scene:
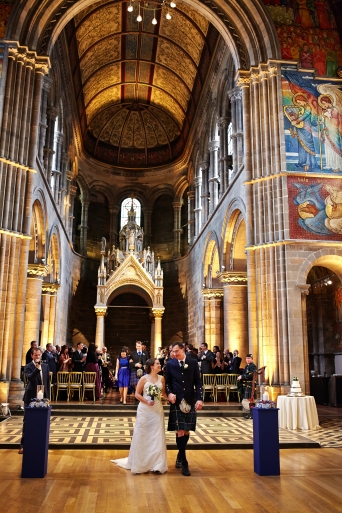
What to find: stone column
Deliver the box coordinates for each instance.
[22,264,48,362]
[149,313,155,355]
[152,308,164,360]
[297,284,310,395]
[228,90,238,175]
[172,201,182,258]
[187,190,195,246]
[193,176,202,239]
[68,184,77,239]
[95,307,107,349]
[200,161,209,227]
[208,140,220,214]
[217,117,229,195]
[44,106,58,184]
[220,272,248,355]
[80,199,89,257]
[143,207,152,247]
[109,206,119,248]
[202,289,224,349]
[37,77,51,163]
[41,283,60,346]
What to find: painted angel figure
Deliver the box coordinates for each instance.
[318,93,342,173]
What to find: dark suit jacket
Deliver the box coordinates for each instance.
[186,351,198,360]
[240,362,257,381]
[23,362,50,403]
[72,350,86,372]
[42,350,58,374]
[229,356,242,374]
[129,350,148,373]
[25,348,33,365]
[198,350,215,374]
[165,356,202,406]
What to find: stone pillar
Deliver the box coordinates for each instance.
[44,106,58,184]
[297,284,310,395]
[149,313,155,355]
[143,207,152,247]
[41,283,60,346]
[208,140,220,214]
[187,190,195,246]
[200,161,209,227]
[220,272,248,356]
[202,289,224,349]
[217,117,229,195]
[109,206,119,248]
[37,76,51,163]
[80,199,89,257]
[152,308,164,360]
[22,264,48,362]
[193,176,202,239]
[95,307,107,349]
[172,201,182,258]
[68,184,77,239]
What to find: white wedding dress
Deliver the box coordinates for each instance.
[111,376,168,474]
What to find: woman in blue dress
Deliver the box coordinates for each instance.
[114,349,130,404]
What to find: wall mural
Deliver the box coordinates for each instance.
[288,175,342,240]
[282,69,342,173]
[261,0,342,77]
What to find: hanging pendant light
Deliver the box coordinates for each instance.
[152,10,157,24]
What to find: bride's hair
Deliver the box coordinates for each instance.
[145,358,158,374]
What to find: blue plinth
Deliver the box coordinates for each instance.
[21,407,51,478]
[252,408,280,476]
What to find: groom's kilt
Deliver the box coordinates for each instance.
[168,403,197,432]
[130,371,140,386]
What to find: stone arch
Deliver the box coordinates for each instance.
[107,284,153,308]
[89,181,116,208]
[174,176,189,202]
[47,226,61,283]
[149,185,175,207]
[202,231,221,288]
[7,0,280,72]
[220,197,246,267]
[116,187,147,211]
[76,173,90,203]
[297,249,342,286]
[29,197,46,263]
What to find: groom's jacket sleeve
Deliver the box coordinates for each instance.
[165,360,173,397]
[193,360,203,401]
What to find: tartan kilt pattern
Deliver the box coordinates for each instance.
[129,372,140,386]
[168,403,197,432]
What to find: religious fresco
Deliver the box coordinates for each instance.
[261,0,342,77]
[282,68,342,173]
[288,175,342,240]
[0,1,14,40]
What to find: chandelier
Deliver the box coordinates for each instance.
[127,0,177,25]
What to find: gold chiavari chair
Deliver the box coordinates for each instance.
[49,371,54,400]
[202,374,216,401]
[68,372,83,401]
[215,374,230,402]
[227,374,241,402]
[82,372,97,403]
[56,372,70,401]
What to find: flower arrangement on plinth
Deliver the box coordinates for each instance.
[293,376,299,381]
[28,398,51,408]
[147,384,162,401]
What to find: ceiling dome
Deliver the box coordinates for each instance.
[67,0,219,168]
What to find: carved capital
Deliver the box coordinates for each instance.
[217,116,229,129]
[219,271,247,284]
[297,283,310,296]
[152,308,165,318]
[200,161,209,172]
[47,106,59,120]
[95,307,107,316]
[42,282,60,294]
[202,288,224,298]
[69,185,77,195]
[208,140,220,152]
[236,76,251,87]
[27,263,49,278]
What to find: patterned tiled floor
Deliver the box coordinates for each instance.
[285,417,342,448]
[0,415,321,448]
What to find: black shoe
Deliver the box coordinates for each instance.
[182,464,191,476]
[175,459,182,469]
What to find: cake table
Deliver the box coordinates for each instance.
[276,395,320,430]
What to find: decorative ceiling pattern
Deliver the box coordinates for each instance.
[67,0,219,168]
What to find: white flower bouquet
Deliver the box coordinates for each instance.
[147,384,162,401]
[28,398,51,408]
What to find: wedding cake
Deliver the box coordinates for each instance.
[288,377,304,396]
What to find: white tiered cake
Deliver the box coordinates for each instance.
[288,377,304,396]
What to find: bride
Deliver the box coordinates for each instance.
[111,358,168,474]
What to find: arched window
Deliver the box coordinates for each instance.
[120,198,141,228]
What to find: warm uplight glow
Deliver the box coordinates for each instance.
[127,3,133,12]
[166,12,171,19]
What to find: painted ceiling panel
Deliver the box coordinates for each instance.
[69,0,219,167]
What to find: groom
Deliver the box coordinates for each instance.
[165,342,203,476]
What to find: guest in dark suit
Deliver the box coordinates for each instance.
[198,342,215,375]
[229,350,242,374]
[19,347,50,453]
[100,346,112,394]
[166,343,203,476]
[141,343,150,359]
[72,342,87,372]
[186,344,199,361]
[25,341,38,365]
[129,341,149,392]
[42,343,58,376]
[237,354,257,399]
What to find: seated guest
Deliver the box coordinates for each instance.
[228,349,242,374]
[212,351,225,374]
[86,343,102,400]
[237,354,257,399]
[25,341,38,365]
[59,345,72,372]
[72,342,87,372]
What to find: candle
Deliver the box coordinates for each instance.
[37,390,44,400]
[262,392,269,402]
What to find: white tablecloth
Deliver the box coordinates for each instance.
[276,395,320,430]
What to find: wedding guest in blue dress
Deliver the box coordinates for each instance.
[115,349,130,404]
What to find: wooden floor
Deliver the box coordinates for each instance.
[1,448,342,512]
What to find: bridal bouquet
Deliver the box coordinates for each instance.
[147,384,162,401]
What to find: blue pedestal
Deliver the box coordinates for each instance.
[253,408,280,476]
[21,407,51,478]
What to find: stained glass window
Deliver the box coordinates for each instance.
[120,198,141,228]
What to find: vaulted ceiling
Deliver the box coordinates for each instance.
[66,0,220,168]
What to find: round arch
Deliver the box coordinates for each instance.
[7,0,280,70]
[47,227,61,282]
[107,284,153,307]
[29,197,47,263]
[297,250,342,286]
[202,230,221,287]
